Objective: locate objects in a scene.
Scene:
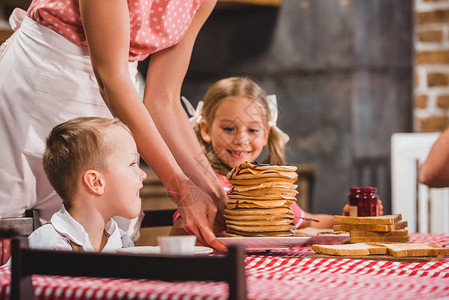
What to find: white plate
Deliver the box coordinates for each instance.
[216,236,311,251]
[116,246,213,255]
[294,233,350,245]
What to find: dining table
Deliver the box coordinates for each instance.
[0,232,448,299]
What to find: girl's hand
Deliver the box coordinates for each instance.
[377,199,383,216]
[342,200,384,216]
[342,204,350,216]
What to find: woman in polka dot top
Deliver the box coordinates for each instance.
[0,0,227,251]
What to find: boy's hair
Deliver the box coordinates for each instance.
[195,77,286,176]
[43,117,129,206]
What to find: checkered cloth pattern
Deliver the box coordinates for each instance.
[0,232,448,299]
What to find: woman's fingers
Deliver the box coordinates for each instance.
[177,185,226,251]
[183,216,226,251]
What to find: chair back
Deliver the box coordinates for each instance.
[292,164,316,212]
[391,132,449,233]
[0,209,40,265]
[141,209,177,227]
[0,209,40,237]
[10,237,247,300]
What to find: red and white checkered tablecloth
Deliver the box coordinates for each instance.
[0,232,448,300]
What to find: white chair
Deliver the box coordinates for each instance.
[391,132,449,233]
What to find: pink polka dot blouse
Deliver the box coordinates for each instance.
[26,0,208,61]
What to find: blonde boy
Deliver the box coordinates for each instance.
[28,117,147,252]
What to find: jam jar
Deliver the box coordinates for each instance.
[348,186,379,217]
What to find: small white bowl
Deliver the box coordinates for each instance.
[157,236,197,255]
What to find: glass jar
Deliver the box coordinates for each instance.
[348,186,379,217]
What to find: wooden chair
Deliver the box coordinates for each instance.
[0,209,40,237]
[141,209,177,227]
[293,164,316,212]
[10,237,247,300]
[0,209,40,265]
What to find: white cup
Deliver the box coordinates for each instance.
[157,236,197,255]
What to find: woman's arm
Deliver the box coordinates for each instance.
[79,0,225,250]
[143,0,228,234]
[418,129,449,187]
[144,0,220,195]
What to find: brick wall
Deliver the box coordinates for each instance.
[415,0,449,132]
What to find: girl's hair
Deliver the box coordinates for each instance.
[194,77,287,176]
[43,117,129,206]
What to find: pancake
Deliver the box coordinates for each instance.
[231,182,298,191]
[228,171,298,181]
[225,214,295,221]
[229,190,298,198]
[229,162,297,173]
[227,162,298,181]
[225,207,294,216]
[226,231,293,237]
[226,219,294,226]
[226,199,294,208]
[229,177,297,185]
[227,224,295,233]
[227,228,294,237]
[226,203,292,210]
[228,194,297,201]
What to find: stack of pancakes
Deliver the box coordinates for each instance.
[225,162,299,237]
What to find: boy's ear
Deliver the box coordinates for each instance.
[199,119,211,143]
[83,170,105,195]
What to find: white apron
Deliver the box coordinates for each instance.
[0,13,141,237]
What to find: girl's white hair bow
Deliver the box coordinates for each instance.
[266,94,279,127]
[266,94,290,145]
[181,96,203,127]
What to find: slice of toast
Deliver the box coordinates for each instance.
[295,227,343,235]
[333,221,408,232]
[312,243,387,256]
[379,243,449,257]
[350,230,409,238]
[349,236,410,243]
[334,214,402,225]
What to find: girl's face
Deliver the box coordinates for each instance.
[200,97,270,169]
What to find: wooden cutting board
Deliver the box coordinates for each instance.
[307,253,445,262]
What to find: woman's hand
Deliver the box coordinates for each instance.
[168,174,226,251]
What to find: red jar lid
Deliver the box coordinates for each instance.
[349,187,362,193]
[349,186,377,193]
[361,187,377,193]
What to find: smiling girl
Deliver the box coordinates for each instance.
[169,77,354,236]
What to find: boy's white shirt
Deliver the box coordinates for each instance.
[28,205,134,252]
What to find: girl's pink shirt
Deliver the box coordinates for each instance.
[26,0,207,61]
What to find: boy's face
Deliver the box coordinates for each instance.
[201,97,270,169]
[102,127,146,219]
